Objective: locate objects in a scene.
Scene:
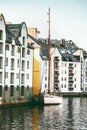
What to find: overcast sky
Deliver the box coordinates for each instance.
[0,0,87,49]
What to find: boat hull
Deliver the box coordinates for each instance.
[44,94,62,105]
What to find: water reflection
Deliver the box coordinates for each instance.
[0,98,87,130]
[32,107,39,130]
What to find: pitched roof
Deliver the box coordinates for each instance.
[40,38,80,62]
[6,23,23,38]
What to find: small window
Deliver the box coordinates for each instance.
[23,37,25,46]
[16,73,19,79]
[27,61,29,69]
[17,47,20,53]
[45,76,47,80]
[16,85,19,91]
[5,72,8,78]
[61,84,63,88]
[45,84,47,88]
[10,85,14,97]
[0,42,3,54]
[27,74,29,79]
[6,58,8,66]
[27,85,29,91]
[0,30,3,40]
[5,85,8,91]
[0,85,2,97]
[6,45,9,50]
[27,49,30,55]
[65,84,66,88]
[75,64,76,67]
[21,86,24,96]
[17,59,19,68]
[45,62,47,66]
[22,48,25,58]
[74,84,76,88]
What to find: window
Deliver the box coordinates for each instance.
[0,57,2,69]
[61,84,63,88]
[27,49,30,55]
[22,48,25,58]
[11,45,15,56]
[5,85,8,91]
[11,59,14,70]
[45,76,47,80]
[22,60,25,71]
[21,86,24,96]
[21,74,24,84]
[0,42,3,54]
[45,69,47,74]
[27,74,29,79]
[27,61,29,69]
[45,62,47,66]
[6,45,9,50]
[0,72,2,83]
[45,84,47,88]
[64,84,66,88]
[27,85,29,91]
[0,30,3,40]
[10,73,14,84]
[23,37,25,46]
[74,84,76,88]
[10,85,14,97]
[16,73,19,79]
[17,47,20,53]
[74,78,76,81]
[65,77,66,81]
[16,85,19,91]
[75,64,76,67]
[5,72,8,78]
[17,59,19,68]
[6,58,8,66]
[61,77,63,81]
[0,85,2,97]
[65,63,67,67]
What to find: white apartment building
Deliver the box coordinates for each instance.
[0,14,34,104]
[40,39,84,94]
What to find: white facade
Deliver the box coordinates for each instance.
[0,14,34,104]
[40,42,82,94]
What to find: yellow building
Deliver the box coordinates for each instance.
[28,28,40,95]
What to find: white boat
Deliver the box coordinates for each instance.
[44,94,62,105]
[43,8,62,105]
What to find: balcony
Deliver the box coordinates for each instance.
[54,79,59,83]
[69,67,74,69]
[69,73,74,76]
[68,88,74,91]
[54,57,60,61]
[69,81,74,83]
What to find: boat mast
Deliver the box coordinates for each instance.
[47,8,51,94]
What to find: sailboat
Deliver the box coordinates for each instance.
[43,8,62,105]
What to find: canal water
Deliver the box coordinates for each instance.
[0,98,87,130]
